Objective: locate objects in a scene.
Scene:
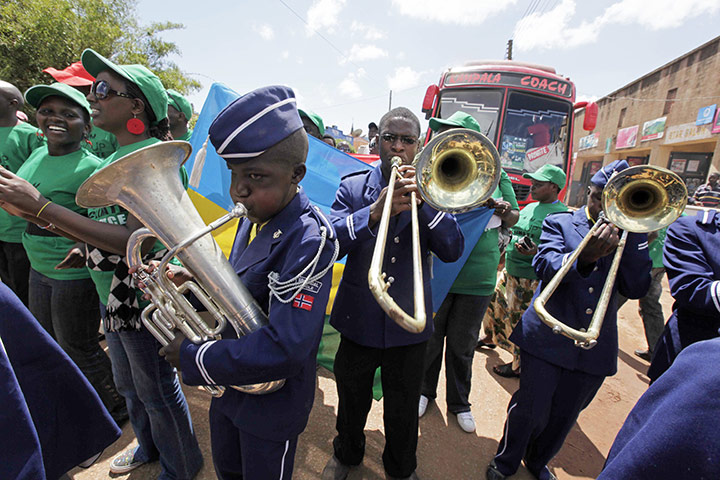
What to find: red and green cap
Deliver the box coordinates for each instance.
[429,111,482,133]
[25,82,92,116]
[522,164,567,188]
[167,89,193,120]
[81,48,168,125]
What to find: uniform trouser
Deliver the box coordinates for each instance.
[28,270,124,415]
[421,292,492,413]
[0,241,30,306]
[494,350,605,478]
[209,402,298,480]
[617,267,666,352]
[332,336,427,478]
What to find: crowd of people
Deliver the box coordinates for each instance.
[1,50,719,480]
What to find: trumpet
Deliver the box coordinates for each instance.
[533,165,687,349]
[76,141,284,396]
[368,128,501,333]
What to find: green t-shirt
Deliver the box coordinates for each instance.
[176,129,193,141]
[505,201,569,279]
[18,146,100,280]
[0,122,45,242]
[648,226,668,269]
[86,137,189,304]
[450,170,519,296]
[85,126,118,159]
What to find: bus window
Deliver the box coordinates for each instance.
[437,89,502,141]
[499,92,571,174]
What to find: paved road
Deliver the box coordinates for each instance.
[72,281,670,479]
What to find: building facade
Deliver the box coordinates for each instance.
[568,36,720,207]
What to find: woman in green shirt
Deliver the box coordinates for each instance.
[0,49,201,479]
[14,81,126,426]
[484,164,568,377]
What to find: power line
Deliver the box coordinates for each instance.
[604,94,720,102]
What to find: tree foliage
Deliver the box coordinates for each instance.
[0,0,200,100]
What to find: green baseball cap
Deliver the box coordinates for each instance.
[298,108,325,136]
[429,111,481,133]
[522,164,567,188]
[167,89,192,120]
[81,48,168,124]
[25,82,91,115]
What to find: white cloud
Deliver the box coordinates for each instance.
[575,93,600,104]
[281,50,290,60]
[515,0,720,51]
[392,0,518,25]
[252,24,275,40]
[306,0,347,36]
[387,66,422,91]
[350,21,386,40]
[343,44,388,63]
[339,75,363,99]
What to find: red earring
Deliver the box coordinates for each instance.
[126,114,146,135]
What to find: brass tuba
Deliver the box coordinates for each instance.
[368,128,501,333]
[76,141,284,396]
[534,165,687,349]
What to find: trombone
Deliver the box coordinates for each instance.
[368,128,501,333]
[534,165,687,349]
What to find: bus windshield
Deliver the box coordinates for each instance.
[438,89,502,140]
[499,91,571,174]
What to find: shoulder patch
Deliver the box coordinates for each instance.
[341,169,371,180]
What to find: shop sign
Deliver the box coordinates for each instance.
[641,116,667,142]
[713,109,720,134]
[578,132,599,151]
[664,122,712,145]
[616,125,638,149]
[696,104,717,126]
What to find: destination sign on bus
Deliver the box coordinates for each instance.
[444,71,573,98]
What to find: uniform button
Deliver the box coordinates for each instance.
[391,257,397,263]
[588,287,594,293]
[388,276,395,284]
[585,308,593,315]
[394,237,400,244]
[593,266,599,272]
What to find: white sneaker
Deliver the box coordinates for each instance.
[418,395,429,418]
[456,411,476,433]
[110,446,144,474]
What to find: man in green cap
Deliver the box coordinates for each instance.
[299,108,324,140]
[484,163,568,378]
[419,110,519,434]
[167,89,193,141]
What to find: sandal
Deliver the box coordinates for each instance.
[477,339,496,349]
[493,363,520,378]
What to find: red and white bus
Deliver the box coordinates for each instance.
[421,60,597,206]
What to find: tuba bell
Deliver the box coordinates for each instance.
[367,128,501,333]
[534,165,687,349]
[76,141,284,396]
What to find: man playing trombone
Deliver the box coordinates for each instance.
[322,107,463,480]
[487,160,652,480]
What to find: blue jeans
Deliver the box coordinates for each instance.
[102,305,203,480]
[28,270,123,414]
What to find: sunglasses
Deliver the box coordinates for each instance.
[91,80,134,101]
[380,133,418,145]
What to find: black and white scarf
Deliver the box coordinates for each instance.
[86,245,166,332]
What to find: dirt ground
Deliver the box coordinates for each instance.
[71,280,671,480]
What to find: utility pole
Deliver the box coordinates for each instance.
[505,39,513,60]
[388,90,393,111]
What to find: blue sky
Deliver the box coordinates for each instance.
[136,0,720,137]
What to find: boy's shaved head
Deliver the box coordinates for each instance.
[261,128,308,167]
[0,80,24,107]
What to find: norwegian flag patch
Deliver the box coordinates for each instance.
[293,293,314,311]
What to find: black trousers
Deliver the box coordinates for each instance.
[0,241,30,306]
[332,336,427,478]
